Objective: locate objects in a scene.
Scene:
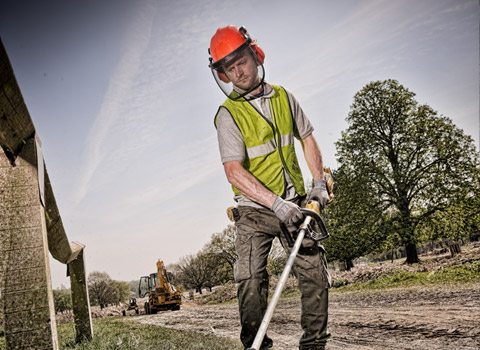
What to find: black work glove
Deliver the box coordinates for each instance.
[308,179,329,209]
[271,196,304,225]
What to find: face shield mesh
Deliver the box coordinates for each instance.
[210,46,265,100]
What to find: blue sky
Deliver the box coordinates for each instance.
[1,0,478,287]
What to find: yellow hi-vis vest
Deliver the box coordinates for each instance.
[215,84,306,197]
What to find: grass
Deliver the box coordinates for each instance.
[0,317,243,350]
[334,260,480,292]
[2,259,478,349]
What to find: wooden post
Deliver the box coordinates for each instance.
[0,139,59,350]
[68,247,93,343]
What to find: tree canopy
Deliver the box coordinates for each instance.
[87,271,131,308]
[53,286,72,313]
[335,79,480,263]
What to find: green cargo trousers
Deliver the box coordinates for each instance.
[234,205,330,350]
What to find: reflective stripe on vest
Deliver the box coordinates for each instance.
[215,85,306,197]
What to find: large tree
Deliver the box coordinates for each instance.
[176,253,219,294]
[336,79,480,263]
[87,271,130,307]
[88,271,114,308]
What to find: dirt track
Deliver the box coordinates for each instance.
[129,284,480,350]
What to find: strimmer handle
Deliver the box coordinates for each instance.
[300,200,329,241]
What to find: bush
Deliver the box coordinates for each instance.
[54,288,72,313]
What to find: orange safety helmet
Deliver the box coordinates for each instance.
[209,25,265,72]
[208,25,265,98]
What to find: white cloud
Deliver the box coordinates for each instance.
[73,0,157,202]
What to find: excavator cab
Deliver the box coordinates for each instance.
[138,275,151,298]
[139,273,157,297]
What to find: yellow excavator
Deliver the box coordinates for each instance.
[138,260,182,314]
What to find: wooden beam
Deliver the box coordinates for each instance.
[0,38,35,159]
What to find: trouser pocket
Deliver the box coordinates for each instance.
[234,233,252,282]
[294,244,331,289]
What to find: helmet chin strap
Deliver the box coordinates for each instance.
[229,72,264,100]
[242,76,264,96]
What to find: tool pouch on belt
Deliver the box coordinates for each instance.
[227,206,240,222]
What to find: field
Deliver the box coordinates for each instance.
[1,243,479,349]
[131,282,479,349]
[109,243,480,349]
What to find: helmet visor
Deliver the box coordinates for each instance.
[210,45,265,100]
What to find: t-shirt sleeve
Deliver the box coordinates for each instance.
[215,107,246,164]
[284,87,314,140]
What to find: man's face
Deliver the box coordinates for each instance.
[223,49,259,91]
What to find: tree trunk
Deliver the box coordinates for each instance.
[345,259,354,271]
[448,241,461,257]
[470,231,480,242]
[405,243,419,264]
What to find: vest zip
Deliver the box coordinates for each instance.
[269,99,289,198]
[247,99,288,198]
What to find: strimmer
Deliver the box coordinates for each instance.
[247,198,331,350]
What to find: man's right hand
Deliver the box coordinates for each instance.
[271,196,304,225]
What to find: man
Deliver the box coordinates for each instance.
[208,25,331,350]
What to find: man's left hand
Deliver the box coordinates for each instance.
[308,179,329,208]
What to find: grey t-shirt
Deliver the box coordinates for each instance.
[216,82,314,208]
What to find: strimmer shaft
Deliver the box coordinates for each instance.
[247,216,313,350]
